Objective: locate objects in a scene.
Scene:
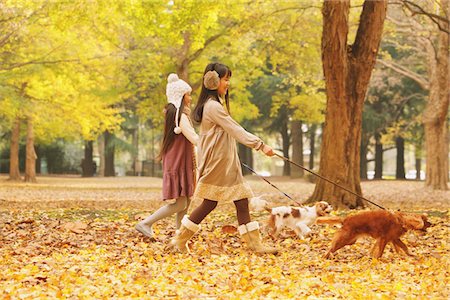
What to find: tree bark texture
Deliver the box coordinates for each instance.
[82,140,94,177]
[310,0,387,209]
[423,0,449,190]
[97,135,105,176]
[24,117,37,183]
[374,132,383,179]
[8,117,21,181]
[395,136,406,179]
[309,124,317,170]
[281,118,290,176]
[359,135,370,180]
[291,120,304,178]
[104,131,115,177]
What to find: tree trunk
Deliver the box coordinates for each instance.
[414,141,422,180]
[82,140,94,177]
[309,124,317,170]
[104,131,115,177]
[281,118,290,176]
[415,158,421,180]
[374,132,383,179]
[176,31,191,82]
[395,136,406,179]
[423,0,449,190]
[35,146,41,174]
[98,135,105,176]
[310,0,387,209]
[291,120,304,178]
[8,117,21,181]
[239,144,253,175]
[131,126,139,175]
[360,136,369,180]
[24,117,37,183]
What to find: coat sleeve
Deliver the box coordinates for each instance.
[206,100,263,150]
[180,114,199,146]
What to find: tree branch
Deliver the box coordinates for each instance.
[402,0,450,34]
[0,55,111,71]
[377,59,429,90]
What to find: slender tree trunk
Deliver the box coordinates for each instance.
[360,135,369,180]
[104,131,115,177]
[98,135,105,176]
[8,117,21,181]
[395,136,405,179]
[291,120,304,178]
[310,0,387,209]
[82,141,94,177]
[309,124,317,170]
[281,119,290,176]
[415,158,421,180]
[24,117,37,183]
[374,132,383,179]
[131,126,139,175]
[35,146,41,174]
[414,141,422,180]
[239,144,253,175]
[423,0,449,189]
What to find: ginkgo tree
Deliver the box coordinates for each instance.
[0,0,124,182]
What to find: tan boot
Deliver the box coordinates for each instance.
[168,215,200,253]
[238,221,278,254]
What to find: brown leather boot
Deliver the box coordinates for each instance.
[238,221,278,254]
[168,215,200,253]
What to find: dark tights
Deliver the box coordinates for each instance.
[189,198,250,225]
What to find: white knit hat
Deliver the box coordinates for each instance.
[166,73,192,134]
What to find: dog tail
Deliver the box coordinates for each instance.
[315,216,343,225]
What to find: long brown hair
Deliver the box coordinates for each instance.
[193,62,232,123]
[157,99,185,160]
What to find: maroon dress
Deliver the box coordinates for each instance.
[162,133,195,200]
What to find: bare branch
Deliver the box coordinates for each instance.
[377,59,429,89]
[402,0,450,34]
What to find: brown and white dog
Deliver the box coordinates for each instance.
[317,210,431,259]
[265,201,333,239]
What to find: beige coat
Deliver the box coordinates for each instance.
[194,98,263,202]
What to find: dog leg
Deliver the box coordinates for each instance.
[297,223,312,238]
[324,230,357,259]
[392,238,413,256]
[270,226,281,239]
[372,238,388,258]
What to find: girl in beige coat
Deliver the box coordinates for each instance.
[169,63,278,254]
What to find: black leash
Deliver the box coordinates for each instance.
[274,153,386,210]
[241,162,303,206]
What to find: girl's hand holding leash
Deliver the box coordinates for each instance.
[261,144,274,156]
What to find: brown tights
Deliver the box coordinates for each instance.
[189,198,250,225]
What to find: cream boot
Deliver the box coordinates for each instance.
[168,215,200,253]
[238,221,278,254]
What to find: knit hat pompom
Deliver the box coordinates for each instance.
[203,70,220,90]
[166,73,192,134]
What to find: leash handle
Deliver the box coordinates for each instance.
[274,153,386,210]
[241,163,302,206]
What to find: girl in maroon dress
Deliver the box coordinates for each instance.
[136,74,198,240]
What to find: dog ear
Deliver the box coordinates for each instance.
[399,213,425,230]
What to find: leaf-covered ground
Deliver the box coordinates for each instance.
[0,176,449,299]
